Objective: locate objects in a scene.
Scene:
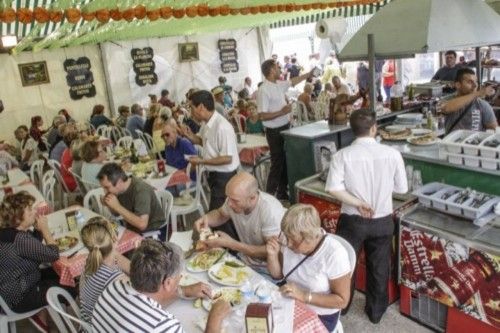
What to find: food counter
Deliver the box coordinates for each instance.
[384,140,500,196]
[399,205,500,333]
[282,106,423,203]
[295,174,416,304]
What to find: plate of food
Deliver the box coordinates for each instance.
[411,129,433,136]
[55,234,80,253]
[186,248,226,273]
[201,288,242,311]
[208,261,250,287]
[384,125,408,133]
[407,134,439,146]
[379,128,412,141]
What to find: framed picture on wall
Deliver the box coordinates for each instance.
[178,42,199,62]
[18,61,50,87]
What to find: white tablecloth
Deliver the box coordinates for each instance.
[168,231,294,333]
[0,169,30,188]
[0,183,44,204]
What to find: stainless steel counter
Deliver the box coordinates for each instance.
[295,174,411,211]
[384,140,500,176]
[401,205,500,256]
[281,109,419,139]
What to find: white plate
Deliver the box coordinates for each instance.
[208,262,250,287]
[384,125,408,132]
[397,113,423,121]
[185,248,226,273]
[202,287,242,312]
[53,231,83,256]
[411,129,433,136]
[407,137,440,146]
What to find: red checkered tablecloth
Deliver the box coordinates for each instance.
[239,146,269,165]
[52,229,142,287]
[293,301,329,333]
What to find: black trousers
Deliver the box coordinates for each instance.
[264,124,290,199]
[207,170,239,241]
[12,267,77,313]
[336,213,394,321]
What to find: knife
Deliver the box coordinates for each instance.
[67,246,83,259]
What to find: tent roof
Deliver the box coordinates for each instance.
[0,0,389,53]
[338,0,500,61]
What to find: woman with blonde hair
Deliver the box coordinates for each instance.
[79,216,130,323]
[266,204,351,332]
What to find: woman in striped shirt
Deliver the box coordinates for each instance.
[79,217,130,324]
[0,192,61,332]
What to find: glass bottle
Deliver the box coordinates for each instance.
[328,97,335,125]
[130,142,139,164]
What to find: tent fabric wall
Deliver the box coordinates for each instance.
[101,28,262,113]
[0,45,109,143]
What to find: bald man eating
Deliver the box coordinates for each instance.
[194,172,285,268]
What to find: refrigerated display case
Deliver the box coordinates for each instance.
[399,205,500,332]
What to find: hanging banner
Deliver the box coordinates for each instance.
[131,47,158,86]
[218,39,239,73]
[400,225,500,329]
[63,57,96,100]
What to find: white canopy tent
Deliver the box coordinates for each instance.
[338,0,500,61]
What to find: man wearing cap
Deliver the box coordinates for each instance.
[211,86,226,116]
[181,90,240,239]
[257,59,312,200]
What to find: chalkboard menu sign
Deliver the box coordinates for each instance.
[218,39,239,73]
[63,57,96,100]
[131,47,158,86]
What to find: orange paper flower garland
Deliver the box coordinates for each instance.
[0,1,379,24]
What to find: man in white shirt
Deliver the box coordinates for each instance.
[325,109,407,324]
[257,59,312,200]
[182,90,240,238]
[194,172,285,269]
[332,76,352,96]
[92,239,230,333]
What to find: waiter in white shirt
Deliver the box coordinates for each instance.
[182,90,241,239]
[325,109,407,324]
[257,59,312,200]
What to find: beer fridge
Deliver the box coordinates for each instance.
[398,205,500,333]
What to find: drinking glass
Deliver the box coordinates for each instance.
[405,165,414,191]
[412,170,423,190]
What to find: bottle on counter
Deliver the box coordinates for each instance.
[328,97,335,125]
[426,111,434,130]
[130,142,139,164]
[408,84,415,101]
[390,81,404,111]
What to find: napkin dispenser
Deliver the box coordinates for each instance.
[245,303,273,333]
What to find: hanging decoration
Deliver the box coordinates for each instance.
[0,0,381,24]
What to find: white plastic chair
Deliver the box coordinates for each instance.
[46,287,93,333]
[96,125,108,137]
[252,154,271,191]
[185,162,209,211]
[42,172,56,211]
[170,164,205,232]
[29,159,45,190]
[116,136,133,149]
[83,188,113,220]
[68,168,87,196]
[47,159,80,208]
[233,114,246,133]
[0,294,59,333]
[143,190,174,241]
[329,234,356,333]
